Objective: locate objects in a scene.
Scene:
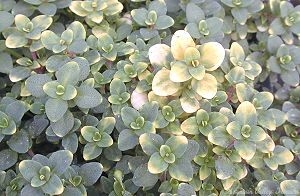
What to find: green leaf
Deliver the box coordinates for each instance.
[231,8,248,25]
[67,21,86,40]
[121,107,140,127]
[256,135,275,153]
[19,160,42,181]
[170,61,191,82]
[81,126,98,142]
[0,111,16,135]
[104,143,122,161]
[227,121,242,140]
[104,0,123,15]
[168,100,184,116]
[281,70,299,86]
[181,117,198,135]
[199,165,211,180]
[20,184,44,196]
[267,56,281,73]
[180,93,200,113]
[184,46,200,66]
[6,100,28,123]
[31,15,52,32]
[154,112,169,128]
[43,81,60,99]
[25,74,52,97]
[83,143,102,160]
[152,69,181,96]
[191,73,217,99]
[116,24,132,41]
[97,117,116,134]
[280,180,300,195]
[131,8,147,26]
[5,31,27,48]
[248,126,266,142]
[188,66,205,81]
[52,44,67,54]
[215,156,235,180]
[279,1,293,18]
[208,126,233,147]
[185,23,201,39]
[267,35,283,54]
[225,66,245,84]
[72,57,90,81]
[177,183,196,196]
[236,101,257,125]
[158,181,172,193]
[45,55,70,73]
[155,15,174,30]
[273,145,294,165]
[41,174,64,195]
[256,180,279,195]
[23,0,42,6]
[118,129,139,151]
[199,42,225,71]
[32,176,47,188]
[69,40,88,54]
[186,3,205,23]
[60,187,82,196]
[7,130,30,153]
[148,0,167,15]
[209,112,228,127]
[0,11,14,32]
[56,62,80,85]
[135,121,155,136]
[234,140,256,160]
[171,30,195,61]
[230,42,245,64]
[264,156,278,170]
[49,150,73,174]
[165,136,188,158]
[45,98,68,122]
[60,85,77,101]
[79,162,103,186]
[41,30,60,51]
[139,133,164,156]
[110,78,126,95]
[139,101,159,122]
[96,132,113,148]
[236,83,255,102]
[69,1,89,17]
[286,108,300,126]
[221,0,235,7]
[74,85,102,109]
[50,111,74,137]
[132,164,158,187]
[38,3,56,15]
[0,149,18,170]
[148,44,173,67]
[168,158,193,182]
[0,53,13,74]
[62,133,78,154]
[9,66,31,82]
[206,17,223,35]
[148,152,168,174]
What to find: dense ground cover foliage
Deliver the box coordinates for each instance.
[0,0,300,195]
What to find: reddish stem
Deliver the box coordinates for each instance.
[27,149,35,157]
[226,85,235,102]
[106,60,113,69]
[31,52,37,60]
[31,51,46,74]
[226,140,235,149]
